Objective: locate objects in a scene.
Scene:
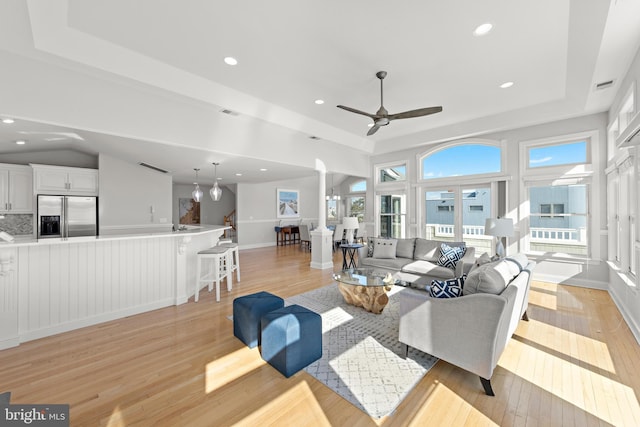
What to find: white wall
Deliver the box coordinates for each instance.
[237,175,320,248]
[172,183,235,227]
[98,154,173,234]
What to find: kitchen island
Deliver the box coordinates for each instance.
[0,225,230,350]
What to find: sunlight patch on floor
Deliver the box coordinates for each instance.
[205,348,264,394]
[521,319,614,371]
[236,380,331,426]
[502,337,640,426]
[411,381,499,426]
[106,405,126,427]
[529,291,557,310]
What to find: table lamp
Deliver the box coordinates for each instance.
[343,217,360,244]
[484,218,514,258]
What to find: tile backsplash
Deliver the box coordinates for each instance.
[0,214,33,235]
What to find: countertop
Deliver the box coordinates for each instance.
[0,224,230,247]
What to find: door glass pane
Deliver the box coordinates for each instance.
[349,196,365,223]
[529,184,588,255]
[380,194,405,238]
[462,187,493,255]
[425,190,455,240]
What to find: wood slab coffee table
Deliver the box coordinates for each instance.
[333,268,393,314]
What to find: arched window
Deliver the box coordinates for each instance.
[421,144,501,180]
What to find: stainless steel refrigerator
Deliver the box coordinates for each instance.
[37,195,98,239]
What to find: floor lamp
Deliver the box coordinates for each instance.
[484,218,514,258]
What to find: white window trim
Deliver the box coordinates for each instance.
[519,130,600,260]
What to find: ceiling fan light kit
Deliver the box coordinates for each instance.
[337,71,442,136]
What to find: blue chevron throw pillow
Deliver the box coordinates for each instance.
[429,276,465,298]
[436,243,466,270]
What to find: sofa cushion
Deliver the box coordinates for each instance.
[402,260,456,279]
[360,256,409,270]
[372,238,397,259]
[463,259,516,295]
[436,243,466,269]
[366,237,375,257]
[413,238,441,261]
[395,238,416,259]
[468,252,492,274]
[429,276,465,298]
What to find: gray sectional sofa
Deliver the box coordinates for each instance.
[356,237,476,289]
[398,253,536,395]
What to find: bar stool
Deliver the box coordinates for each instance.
[195,246,232,302]
[218,242,240,282]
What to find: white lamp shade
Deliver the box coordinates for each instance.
[342,217,359,230]
[484,218,514,237]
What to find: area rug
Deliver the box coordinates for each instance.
[286,284,438,419]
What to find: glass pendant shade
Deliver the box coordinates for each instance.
[192,184,203,202]
[192,168,203,201]
[210,162,223,201]
[210,182,222,201]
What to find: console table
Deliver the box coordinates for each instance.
[275,225,299,246]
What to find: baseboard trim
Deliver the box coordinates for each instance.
[0,336,19,351]
[608,288,640,345]
[532,273,607,290]
[310,261,334,270]
[19,298,175,345]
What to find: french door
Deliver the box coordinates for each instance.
[423,184,494,254]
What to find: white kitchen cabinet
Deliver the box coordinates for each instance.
[0,164,33,213]
[32,164,98,195]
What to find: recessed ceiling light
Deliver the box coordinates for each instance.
[2,118,14,124]
[500,81,514,89]
[473,23,493,36]
[15,140,26,145]
[315,99,324,105]
[260,168,267,171]
[224,57,238,66]
[235,173,242,176]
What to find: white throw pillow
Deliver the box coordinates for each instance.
[372,238,397,259]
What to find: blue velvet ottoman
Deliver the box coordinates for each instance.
[233,291,284,348]
[260,304,322,378]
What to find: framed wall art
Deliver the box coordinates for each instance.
[277,189,299,218]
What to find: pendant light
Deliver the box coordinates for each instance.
[325,174,341,201]
[210,162,223,201]
[192,168,203,202]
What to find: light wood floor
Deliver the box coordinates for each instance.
[1,245,639,426]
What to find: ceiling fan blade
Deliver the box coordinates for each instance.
[337,105,375,119]
[367,124,380,136]
[388,106,443,121]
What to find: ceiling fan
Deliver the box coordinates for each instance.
[337,71,443,136]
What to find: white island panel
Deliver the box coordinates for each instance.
[0,225,227,349]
